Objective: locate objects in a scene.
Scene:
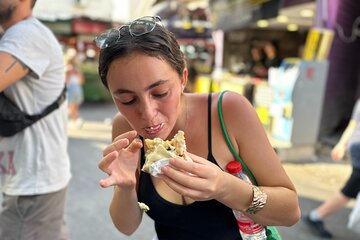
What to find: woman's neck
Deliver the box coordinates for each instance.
[170,94,189,138]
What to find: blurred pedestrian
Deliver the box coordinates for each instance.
[0,0,71,239]
[248,46,267,79]
[263,41,282,69]
[65,52,85,128]
[243,46,267,104]
[304,98,360,238]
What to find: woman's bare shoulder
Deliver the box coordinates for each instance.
[217,91,255,121]
[215,91,265,143]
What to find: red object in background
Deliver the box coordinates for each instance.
[306,66,315,80]
[72,18,110,35]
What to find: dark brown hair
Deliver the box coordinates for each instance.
[98,22,185,89]
[31,0,37,8]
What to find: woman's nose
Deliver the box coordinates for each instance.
[139,100,157,121]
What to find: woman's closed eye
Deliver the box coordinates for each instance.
[113,92,137,105]
[153,91,168,98]
[121,98,136,105]
[117,91,168,106]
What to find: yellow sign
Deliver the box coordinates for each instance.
[303,28,334,60]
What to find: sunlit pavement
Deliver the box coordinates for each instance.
[66,102,359,240]
[66,102,156,240]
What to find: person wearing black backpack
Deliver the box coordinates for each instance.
[0,1,71,239]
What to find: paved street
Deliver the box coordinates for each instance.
[66,102,359,240]
[66,102,155,240]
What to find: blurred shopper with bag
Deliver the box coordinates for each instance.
[0,0,71,239]
[304,98,360,238]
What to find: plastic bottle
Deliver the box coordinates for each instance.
[226,160,267,240]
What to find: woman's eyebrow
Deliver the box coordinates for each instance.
[113,80,169,95]
[113,89,133,95]
[145,80,168,91]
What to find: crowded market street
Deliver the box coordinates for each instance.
[1,1,359,240]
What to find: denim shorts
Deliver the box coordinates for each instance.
[67,84,84,105]
[0,187,69,240]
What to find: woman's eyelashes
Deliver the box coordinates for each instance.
[153,91,168,98]
[122,98,136,105]
[118,92,169,106]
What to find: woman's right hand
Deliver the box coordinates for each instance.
[98,130,143,189]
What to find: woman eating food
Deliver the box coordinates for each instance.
[96,16,300,240]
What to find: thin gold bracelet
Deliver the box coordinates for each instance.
[243,185,267,215]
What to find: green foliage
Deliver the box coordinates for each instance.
[80,62,112,102]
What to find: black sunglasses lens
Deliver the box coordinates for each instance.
[95,33,107,48]
[96,29,119,49]
[130,17,156,36]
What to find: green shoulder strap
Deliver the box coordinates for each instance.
[218,91,282,240]
[217,91,258,186]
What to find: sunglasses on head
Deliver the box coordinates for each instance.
[94,16,163,49]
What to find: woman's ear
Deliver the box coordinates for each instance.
[181,68,188,92]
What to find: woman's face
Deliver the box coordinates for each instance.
[107,53,187,139]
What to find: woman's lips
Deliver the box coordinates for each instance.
[144,123,164,135]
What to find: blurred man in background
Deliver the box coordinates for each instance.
[0,0,71,239]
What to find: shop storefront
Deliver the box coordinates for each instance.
[202,0,360,159]
[317,0,360,145]
[42,18,113,102]
[201,0,335,160]
[152,1,215,92]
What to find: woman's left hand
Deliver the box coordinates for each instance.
[160,152,227,201]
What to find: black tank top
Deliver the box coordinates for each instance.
[138,94,241,240]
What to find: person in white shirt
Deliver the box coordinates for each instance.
[0,0,71,239]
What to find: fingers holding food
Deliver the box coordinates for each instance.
[161,153,228,201]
